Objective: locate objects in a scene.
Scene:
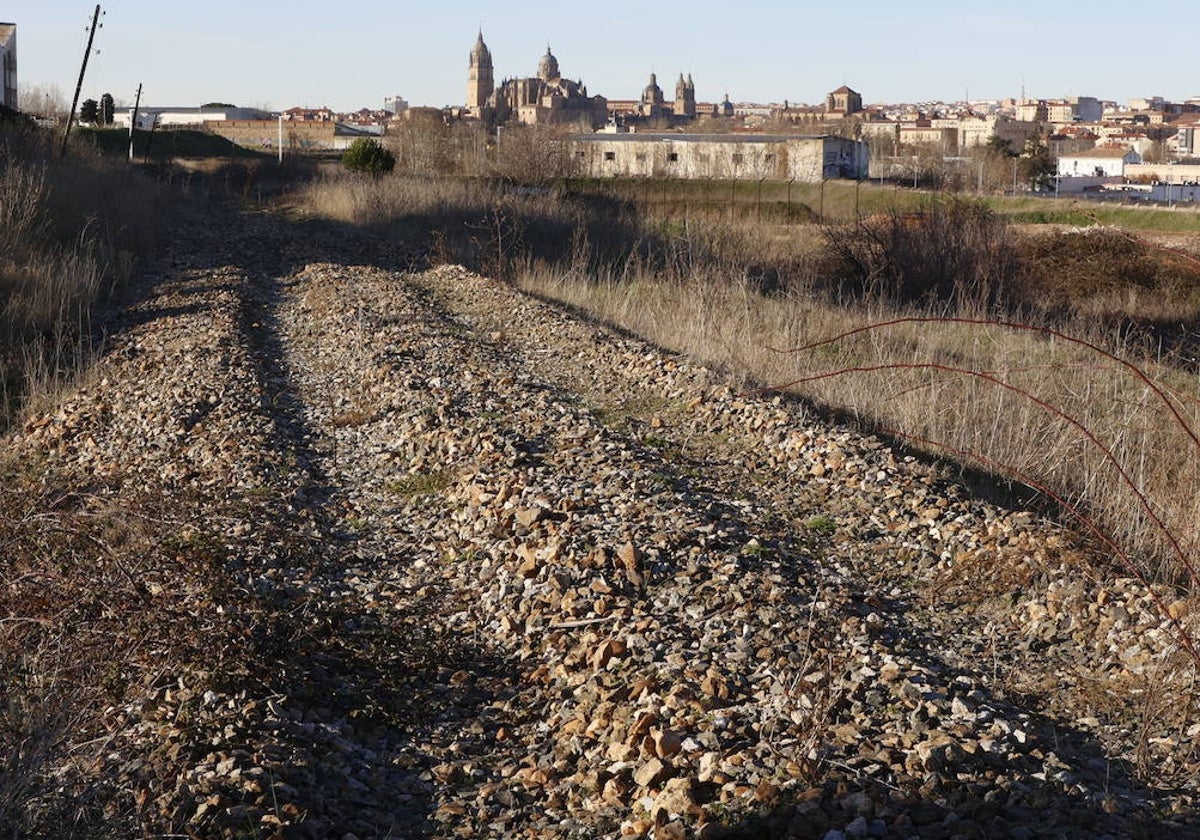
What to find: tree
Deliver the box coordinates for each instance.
[493,124,581,185]
[341,137,395,175]
[1018,135,1056,192]
[79,98,99,124]
[18,82,68,119]
[99,93,115,125]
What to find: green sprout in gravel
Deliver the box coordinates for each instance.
[385,470,454,498]
[805,515,837,535]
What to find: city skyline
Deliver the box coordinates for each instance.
[10,0,1200,114]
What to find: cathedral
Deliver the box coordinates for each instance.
[467,33,608,129]
[637,72,696,121]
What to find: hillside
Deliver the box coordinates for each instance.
[2,202,1198,839]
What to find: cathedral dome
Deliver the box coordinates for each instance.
[538,46,559,81]
[470,31,491,65]
[643,73,663,105]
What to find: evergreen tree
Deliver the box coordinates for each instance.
[341,138,395,175]
[99,93,115,125]
[79,98,99,124]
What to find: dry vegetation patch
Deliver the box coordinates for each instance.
[0,124,164,430]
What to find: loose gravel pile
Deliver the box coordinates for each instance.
[5,204,1199,839]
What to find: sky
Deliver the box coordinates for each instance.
[9,1,1200,114]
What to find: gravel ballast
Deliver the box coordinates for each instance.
[5,205,1198,839]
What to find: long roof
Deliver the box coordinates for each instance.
[1065,146,1137,158]
[572,133,840,143]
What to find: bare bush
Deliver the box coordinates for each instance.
[820,196,1020,307]
[493,124,581,185]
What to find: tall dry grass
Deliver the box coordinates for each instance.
[0,123,163,428]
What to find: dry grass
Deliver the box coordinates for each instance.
[0,123,163,430]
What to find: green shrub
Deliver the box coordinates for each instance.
[341,138,395,175]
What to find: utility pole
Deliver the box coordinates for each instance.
[61,4,103,159]
[128,82,142,162]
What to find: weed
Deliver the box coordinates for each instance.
[643,433,671,450]
[385,470,454,498]
[804,515,837,535]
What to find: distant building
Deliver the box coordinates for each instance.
[283,105,335,122]
[1057,146,1141,178]
[384,95,409,116]
[1016,100,1048,122]
[956,114,1040,150]
[571,133,869,181]
[466,32,493,118]
[0,22,16,111]
[1125,161,1200,186]
[114,105,272,130]
[674,73,697,119]
[825,85,863,116]
[466,33,607,129]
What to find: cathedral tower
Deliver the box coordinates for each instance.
[467,31,494,117]
[674,73,696,119]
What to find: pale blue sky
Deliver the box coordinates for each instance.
[10,1,1200,112]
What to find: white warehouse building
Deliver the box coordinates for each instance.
[571,133,870,182]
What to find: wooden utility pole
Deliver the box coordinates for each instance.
[128,82,142,161]
[61,4,103,158]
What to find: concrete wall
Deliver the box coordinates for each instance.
[571,135,868,182]
[1055,175,1120,194]
[1125,163,1200,184]
[1148,182,1200,202]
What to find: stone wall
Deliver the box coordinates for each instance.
[207,120,337,151]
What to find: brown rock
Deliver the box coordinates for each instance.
[628,711,657,743]
[515,507,544,528]
[754,780,780,802]
[654,729,683,759]
[516,544,540,578]
[431,762,463,783]
[618,541,644,585]
[700,669,729,700]
[634,758,670,788]
[654,822,686,840]
[603,772,633,805]
[654,777,698,817]
[591,637,629,670]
